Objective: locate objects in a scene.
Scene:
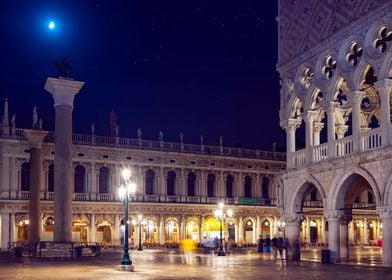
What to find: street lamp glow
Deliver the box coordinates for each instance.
[214,202,233,256]
[118,168,137,270]
[48,21,55,30]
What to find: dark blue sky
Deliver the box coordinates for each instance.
[0,0,284,150]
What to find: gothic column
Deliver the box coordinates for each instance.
[340,215,351,260]
[304,111,316,164]
[281,119,300,168]
[325,102,338,158]
[284,214,302,261]
[256,216,261,239]
[348,91,365,152]
[324,210,344,263]
[313,122,324,146]
[378,207,392,266]
[375,79,392,146]
[23,129,48,243]
[45,77,84,242]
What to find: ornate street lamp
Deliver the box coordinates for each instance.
[134,214,146,251]
[118,168,136,270]
[214,202,233,256]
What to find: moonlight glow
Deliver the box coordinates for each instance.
[48,21,55,30]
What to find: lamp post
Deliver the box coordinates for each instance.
[214,202,233,256]
[118,168,136,270]
[135,214,146,251]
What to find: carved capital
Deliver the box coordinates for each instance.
[313,122,324,133]
[377,206,392,219]
[323,101,339,114]
[282,213,303,225]
[323,209,344,221]
[280,118,302,130]
[335,125,349,138]
[348,90,365,105]
[23,129,48,149]
[374,79,392,95]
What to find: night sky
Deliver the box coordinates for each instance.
[0,1,284,151]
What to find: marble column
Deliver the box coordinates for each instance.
[303,111,316,164]
[23,129,47,243]
[378,207,392,266]
[284,214,302,261]
[282,119,300,168]
[313,122,324,146]
[340,215,351,260]
[375,79,392,146]
[325,102,338,158]
[0,212,10,249]
[45,77,84,242]
[324,210,344,263]
[114,214,121,246]
[348,91,365,152]
[90,214,96,243]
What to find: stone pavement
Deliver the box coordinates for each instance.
[0,249,390,280]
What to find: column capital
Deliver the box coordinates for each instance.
[281,213,303,226]
[23,129,48,149]
[313,122,324,133]
[280,118,301,130]
[323,101,339,113]
[348,90,365,104]
[374,78,392,92]
[303,110,317,122]
[335,125,349,138]
[323,209,344,221]
[44,77,85,108]
[377,206,392,219]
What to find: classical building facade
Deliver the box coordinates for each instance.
[0,96,285,250]
[277,0,392,265]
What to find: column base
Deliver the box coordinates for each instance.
[117,265,135,272]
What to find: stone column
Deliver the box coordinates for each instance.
[159,215,164,244]
[348,91,365,152]
[313,122,324,146]
[378,207,392,266]
[0,156,10,200]
[256,216,261,239]
[113,214,121,246]
[180,215,185,240]
[281,119,300,168]
[325,102,338,158]
[2,97,10,135]
[375,79,392,146]
[45,77,84,242]
[324,210,344,263]
[284,214,302,261]
[363,218,368,245]
[303,111,316,164]
[340,215,351,260]
[238,216,243,242]
[0,212,10,249]
[89,214,96,243]
[219,171,224,198]
[23,129,47,243]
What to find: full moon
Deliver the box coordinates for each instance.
[48,21,55,30]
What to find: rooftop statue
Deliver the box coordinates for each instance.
[54,58,71,79]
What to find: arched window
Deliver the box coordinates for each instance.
[187,172,196,196]
[74,165,86,193]
[99,167,110,194]
[226,175,234,198]
[145,169,155,195]
[244,176,252,198]
[48,164,54,192]
[262,177,269,199]
[21,162,30,191]
[207,173,215,197]
[167,171,176,196]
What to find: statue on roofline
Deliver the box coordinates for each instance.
[54,58,72,79]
